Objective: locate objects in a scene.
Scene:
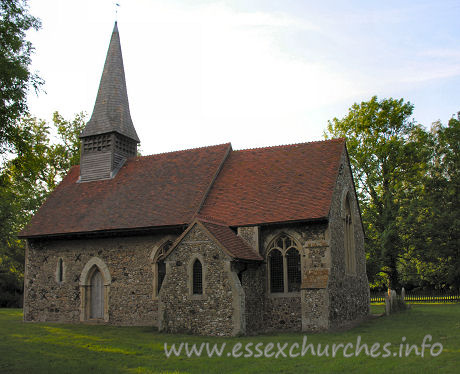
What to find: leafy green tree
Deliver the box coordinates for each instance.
[325,96,431,289]
[431,114,460,290]
[400,113,460,291]
[0,112,85,306]
[0,0,42,154]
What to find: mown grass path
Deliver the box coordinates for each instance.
[0,304,459,373]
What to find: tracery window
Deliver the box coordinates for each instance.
[268,234,301,294]
[269,249,284,292]
[286,248,301,292]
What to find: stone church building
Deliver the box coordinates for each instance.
[20,23,369,336]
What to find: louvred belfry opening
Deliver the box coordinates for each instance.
[79,22,140,182]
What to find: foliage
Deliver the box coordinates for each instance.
[427,114,460,288]
[325,97,459,291]
[0,0,42,154]
[325,96,430,289]
[0,112,85,307]
[399,113,460,291]
[0,304,458,373]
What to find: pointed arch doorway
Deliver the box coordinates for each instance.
[90,269,104,319]
[80,257,111,322]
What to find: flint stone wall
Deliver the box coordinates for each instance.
[158,224,243,336]
[327,150,370,327]
[23,234,174,325]
[239,263,264,334]
[237,226,260,254]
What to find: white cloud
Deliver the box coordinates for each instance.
[102,1,362,152]
[25,0,460,154]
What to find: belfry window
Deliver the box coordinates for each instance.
[267,234,301,294]
[115,136,137,156]
[83,134,112,153]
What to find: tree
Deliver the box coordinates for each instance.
[430,114,460,290]
[0,0,42,154]
[0,112,85,306]
[325,96,431,289]
[399,113,460,291]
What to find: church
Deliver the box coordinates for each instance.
[20,23,369,336]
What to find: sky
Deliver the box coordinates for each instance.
[26,0,460,155]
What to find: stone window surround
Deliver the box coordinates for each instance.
[150,236,176,300]
[187,253,207,300]
[79,257,111,322]
[266,232,302,298]
[192,259,203,294]
[55,257,65,284]
[341,189,356,276]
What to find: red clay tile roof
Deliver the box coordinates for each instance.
[20,139,345,238]
[200,220,263,261]
[199,139,345,226]
[20,143,231,237]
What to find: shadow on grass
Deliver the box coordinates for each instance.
[0,305,459,374]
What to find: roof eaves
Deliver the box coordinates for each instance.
[197,221,239,260]
[200,221,263,261]
[19,224,186,240]
[230,216,329,229]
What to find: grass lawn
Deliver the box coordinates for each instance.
[0,304,459,373]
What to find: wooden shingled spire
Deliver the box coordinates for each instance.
[79,22,139,182]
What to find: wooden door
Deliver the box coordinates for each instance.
[90,269,104,319]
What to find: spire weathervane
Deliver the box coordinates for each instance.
[114,2,120,21]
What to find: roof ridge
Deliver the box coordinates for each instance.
[71,143,232,167]
[194,214,228,226]
[235,138,345,152]
[195,144,232,216]
[137,142,232,159]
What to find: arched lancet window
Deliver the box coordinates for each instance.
[192,259,203,295]
[344,194,356,274]
[56,258,64,283]
[152,240,173,298]
[157,260,166,294]
[267,234,301,294]
[156,241,172,293]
